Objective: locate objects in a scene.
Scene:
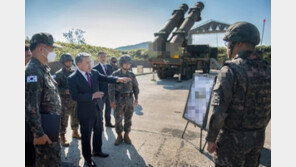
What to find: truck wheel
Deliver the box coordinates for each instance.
[157,70,167,79]
[165,72,175,78]
[202,62,210,73]
[181,67,192,80]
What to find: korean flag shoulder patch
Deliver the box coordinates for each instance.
[27,75,38,83]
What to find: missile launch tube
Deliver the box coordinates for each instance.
[170,2,204,45]
[151,4,189,52]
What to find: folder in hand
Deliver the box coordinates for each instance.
[41,113,61,142]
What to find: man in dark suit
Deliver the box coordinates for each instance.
[68,52,131,167]
[93,52,115,127]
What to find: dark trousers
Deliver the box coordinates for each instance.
[25,142,35,166]
[102,95,112,125]
[25,123,35,166]
[79,111,103,160]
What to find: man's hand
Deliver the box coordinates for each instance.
[207,142,217,153]
[134,99,138,106]
[33,134,52,145]
[93,92,104,99]
[65,90,70,95]
[110,102,116,110]
[117,77,131,83]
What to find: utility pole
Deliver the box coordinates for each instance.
[260,19,266,50]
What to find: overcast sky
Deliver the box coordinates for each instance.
[25,0,271,48]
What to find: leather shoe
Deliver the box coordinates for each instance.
[92,152,109,158]
[105,124,115,128]
[85,158,96,167]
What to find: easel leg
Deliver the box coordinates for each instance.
[201,141,208,153]
[199,128,208,153]
[181,121,189,138]
[200,128,203,152]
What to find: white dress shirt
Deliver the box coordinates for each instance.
[77,68,89,82]
[99,63,108,75]
[78,68,96,99]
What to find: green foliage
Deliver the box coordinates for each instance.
[63,29,86,44]
[24,37,148,61]
[54,42,122,61]
[256,45,271,63]
[125,49,148,60]
[216,45,271,64]
[25,36,30,44]
[217,47,228,64]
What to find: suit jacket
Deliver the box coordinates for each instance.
[93,63,113,95]
[67,69,117,120]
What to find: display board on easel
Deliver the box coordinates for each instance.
[181,73,216,152]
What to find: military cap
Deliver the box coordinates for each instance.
[30,32,61,48]
[119,54,132,65]
[110,56,117,62]
[59,53,73,63]
[223,22,260,45]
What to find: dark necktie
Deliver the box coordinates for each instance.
[86,72,91,87]
[103,64,108,75]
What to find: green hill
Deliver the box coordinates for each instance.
[54,42,122,61]
[53,42,149,61]
[27,40,270,63]
[115,41,151,51]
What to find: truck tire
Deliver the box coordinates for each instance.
[181,66,193,80]
[157,70,167,79]
[202,61,210,73]
[165,71,175,78]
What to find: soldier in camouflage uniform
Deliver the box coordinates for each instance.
[25,44,32,65]
[206,22,271,167]
[110,56,119,71]
[25,32,62,167]
[54,53,81,147]
[109,55,139,145]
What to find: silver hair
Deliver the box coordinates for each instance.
[75,52,91,65]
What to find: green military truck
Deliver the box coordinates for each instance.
[148,2,217,80]
[148,44,217,80]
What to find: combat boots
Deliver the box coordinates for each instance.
[124,132,132,144]
[72,129,81,139]
[60,134,70,147]
[114,133,123,146]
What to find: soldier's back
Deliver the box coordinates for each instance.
[224,51,271,131]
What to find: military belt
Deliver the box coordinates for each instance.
[115,91,132,99]
[40,105,60,115]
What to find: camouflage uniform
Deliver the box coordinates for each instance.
[110,57,119,71]
[54,67,79,135]
[109,69,139,133]
[25,57,62,167]
[206,50,271,166]
[111,63,119,72]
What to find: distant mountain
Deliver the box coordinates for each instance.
[115,41,151,51]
